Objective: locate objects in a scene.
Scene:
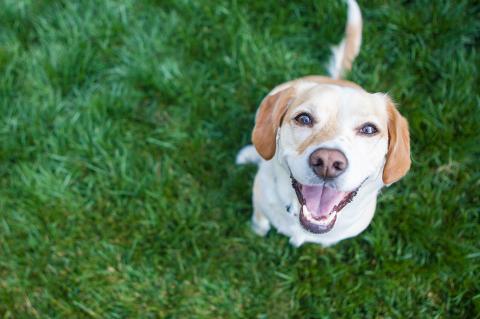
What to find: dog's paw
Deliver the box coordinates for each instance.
[289,236,304,247]
[251,218,270,237]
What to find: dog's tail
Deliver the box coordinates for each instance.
[327,0,363,79]
[236,145,262,165]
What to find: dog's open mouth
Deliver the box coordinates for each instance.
[291,177,358,234]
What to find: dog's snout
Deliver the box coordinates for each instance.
[309,148,348,179]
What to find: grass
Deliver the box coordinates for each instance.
[0,0,479,317]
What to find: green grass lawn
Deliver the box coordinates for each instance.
[0,0,479,317]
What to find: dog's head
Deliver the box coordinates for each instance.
[252,80,410,234]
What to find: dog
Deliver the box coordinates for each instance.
[236,0,411,247]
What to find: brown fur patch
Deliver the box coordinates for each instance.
[296,119,338,155]
[252,87,295,160]
[341,24,362,74]
[382,99,411,184]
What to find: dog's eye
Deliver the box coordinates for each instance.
[295,113,314,126]
[359,123,378,135]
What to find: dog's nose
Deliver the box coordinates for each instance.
[309,148,348,179]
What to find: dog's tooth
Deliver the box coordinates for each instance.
[302,205,310,218]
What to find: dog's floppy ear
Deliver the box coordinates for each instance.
[383,98,411,185]
[252,88,294,160]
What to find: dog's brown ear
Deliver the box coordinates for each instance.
[252,88,294,160]
[383,98,411,185]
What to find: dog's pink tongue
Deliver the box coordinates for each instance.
[302,185,346,219]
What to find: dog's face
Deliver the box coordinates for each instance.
[252,81,410,234]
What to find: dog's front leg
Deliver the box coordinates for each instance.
[251,208,271,237]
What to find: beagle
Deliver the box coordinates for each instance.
[236,0,411,247]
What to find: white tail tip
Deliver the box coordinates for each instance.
[236,145,262,165]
